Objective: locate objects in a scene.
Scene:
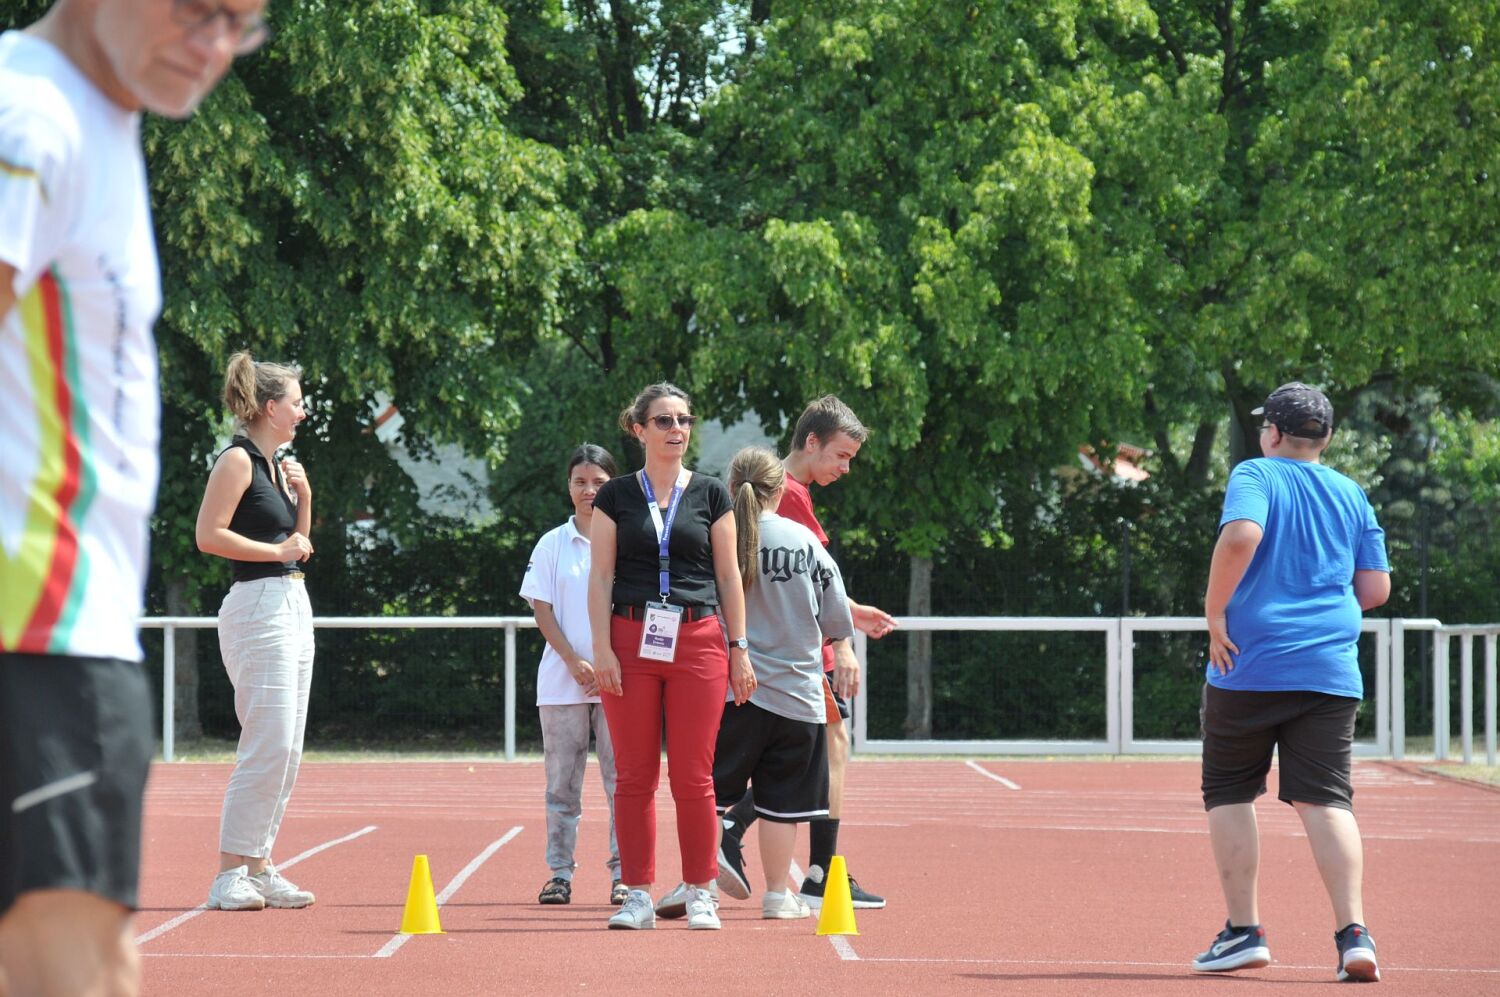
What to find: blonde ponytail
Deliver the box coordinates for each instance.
[221,350,303,432]
[727,447,785,591]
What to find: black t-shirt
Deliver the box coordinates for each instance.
[222,438,304,583]
[593,471,733,607]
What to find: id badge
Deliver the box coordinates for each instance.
[638,601,684,662]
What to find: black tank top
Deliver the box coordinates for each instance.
[222,437,304,583]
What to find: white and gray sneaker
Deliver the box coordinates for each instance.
[655,879,717,919]
[251,864,316,909]
[608,888,656,930]
[685,885,720,930]
[761,890,811,920]
[207,866,266,911]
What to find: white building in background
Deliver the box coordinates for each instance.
[366,397,776,527]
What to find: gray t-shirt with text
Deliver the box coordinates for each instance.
[736,513,855,722]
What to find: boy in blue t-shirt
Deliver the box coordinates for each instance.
[1192,383,1390,983]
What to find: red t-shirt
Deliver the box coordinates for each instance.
[778,473,836,671]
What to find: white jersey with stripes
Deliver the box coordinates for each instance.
[0,31,162,661]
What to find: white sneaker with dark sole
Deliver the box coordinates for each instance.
[656,880,716,919]
[207,866,266,911]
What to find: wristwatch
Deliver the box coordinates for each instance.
[729,637,748,650]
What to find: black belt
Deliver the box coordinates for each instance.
[612,604,718,622]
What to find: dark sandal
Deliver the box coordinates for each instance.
[610,880,629,906]
[538,877,571,905]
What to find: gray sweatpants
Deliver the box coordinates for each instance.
[540,704,620,881]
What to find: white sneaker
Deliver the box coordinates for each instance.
[608,889,656,930]
[761,890,811,920]
[686,885,720,930]
[656,879,717,919]
[207,866,266,911]
[251,864,316,908]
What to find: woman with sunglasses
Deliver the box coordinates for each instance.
[194,351,317,913]
[587,383,756,930]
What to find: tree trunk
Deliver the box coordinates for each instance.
[165,578,203,742]
[903,554,933,739]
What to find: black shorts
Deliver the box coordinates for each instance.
[1200,683,1359,811]
[713,701,829,822]
[822,672,851,721]
[1,654,153,914]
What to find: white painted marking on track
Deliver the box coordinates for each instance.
[829,936,860,960]
[135,825,378,946]
[851,955,1500,975]
[965,760,1020,790]
[143,952,372,959]
[374,825,523,959]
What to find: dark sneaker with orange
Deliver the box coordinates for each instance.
[1192,921,1271,973]
[1335,923,1380,982]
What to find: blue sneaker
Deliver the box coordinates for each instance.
[1192,921,1271,973]
[1335,923,1380,982]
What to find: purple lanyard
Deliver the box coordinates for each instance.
[639,469,688,601]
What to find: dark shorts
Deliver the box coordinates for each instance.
[713,701,829,822]
[0,654,153,914]
[822,672,851,721]
[1200,682,1359,811]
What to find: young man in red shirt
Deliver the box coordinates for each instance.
[717,395,897,910]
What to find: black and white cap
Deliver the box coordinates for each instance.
[1253,382,1333,439]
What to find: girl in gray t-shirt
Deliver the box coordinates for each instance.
[713,447,854,919]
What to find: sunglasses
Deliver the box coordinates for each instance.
[648,414,697,430]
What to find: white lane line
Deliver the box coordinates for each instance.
[791,861,862,961]
[965,760,1020,790]
[143,952,371,959]
[136,825,378,946]
[374,826,523,959]
[830,936,861,961]
[853,956,1500,975]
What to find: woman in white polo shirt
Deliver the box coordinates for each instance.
[521,444,624,906]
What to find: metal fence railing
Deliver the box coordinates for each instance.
[141,615,1498,765]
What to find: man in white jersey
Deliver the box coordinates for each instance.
[0,2,267,993]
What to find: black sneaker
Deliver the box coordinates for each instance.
[798,865,887,910]
[1192,921,1271,973]
[1335,923,1380,982]
[717,830,751,900]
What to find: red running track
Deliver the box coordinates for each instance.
[132,759,1500,995]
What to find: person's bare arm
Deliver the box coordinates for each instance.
[849,600,897,638]
[195,448,312,562]
[587,512,623,696]
[1353,570,1391,611]
[711,510,756,706]
[0,262,17,324]
[532,598,597,696]
[1204,519,1264,675]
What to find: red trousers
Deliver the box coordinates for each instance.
[601,614,729,885]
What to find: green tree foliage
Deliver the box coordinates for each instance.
[6,0,1500,746]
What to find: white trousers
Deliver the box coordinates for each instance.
[216,576,315,858]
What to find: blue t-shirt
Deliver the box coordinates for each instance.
[1211,458,1389,698]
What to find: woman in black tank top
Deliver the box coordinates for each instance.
[193,351,318,912]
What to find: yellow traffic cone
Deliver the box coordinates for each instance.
[399,854,444,934]
[814,855,859,935]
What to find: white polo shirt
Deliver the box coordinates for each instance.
[520,517,599,706]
